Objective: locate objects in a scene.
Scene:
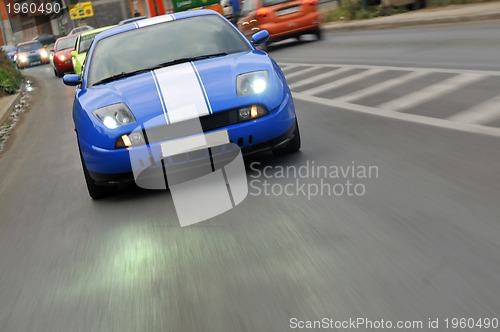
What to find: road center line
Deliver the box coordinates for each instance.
[300,69,385,96]
[377,73,487,112]
[447,95,500,124]
[334,71,429,103]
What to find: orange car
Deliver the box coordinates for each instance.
[237,0,321,50]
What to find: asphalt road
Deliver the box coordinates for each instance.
[1,23,500,332]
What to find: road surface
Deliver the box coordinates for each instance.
[1,22,499,332]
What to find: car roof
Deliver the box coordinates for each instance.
[18,41,42,46]
[81,25,116,37]
[57,34,78,41]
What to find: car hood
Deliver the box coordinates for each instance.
[78,51,285,126]
[55,48,73,58]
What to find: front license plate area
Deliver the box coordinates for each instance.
[161,130,229,158]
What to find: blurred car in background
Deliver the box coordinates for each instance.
[1,44,16,62]
[51,34,79,77]
[71,25,116,76]
[221,0,234,20]
[14,41,50,69]
[237,0,321,50]
[33,34,57,46]
[69,25,94,35]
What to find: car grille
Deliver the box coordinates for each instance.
[28,54,41,62]
[144,109,239,144]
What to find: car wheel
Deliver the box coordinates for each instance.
[273,120,301,155]
[411,0,425,9]
[54,68,60,77]
[78,144,115,199]
[315,28,323,40]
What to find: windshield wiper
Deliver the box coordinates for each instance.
[93,68,151,86]
[154,52,228,69]
[92,53,228,86]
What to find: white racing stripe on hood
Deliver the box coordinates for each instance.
[153,62,211,124]
[137,14,174,28]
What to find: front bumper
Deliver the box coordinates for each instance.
[88,122,296,187]
[79,92,296,185]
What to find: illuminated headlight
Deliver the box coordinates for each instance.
[92,103,136,129]
[18,55,27,62]
[116,131,145,148]
[40,50,48,58]
[238,105,268,121]
[236,71,268,96]
[58,54,66,61]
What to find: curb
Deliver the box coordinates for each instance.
[0,91,22,127]
[322,12,500,32]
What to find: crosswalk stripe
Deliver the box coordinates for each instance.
[289,67,353,90]
[284,66,319,79]
[300,69,385,96]
[280,65,301,74]
[377,73,487,112]
[335,71,429,103]
[292,92,500,138]
[447,95,500,124]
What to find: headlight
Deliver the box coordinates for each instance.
[236,71,268,96]
[58,54,66,61]
[18,55,27,62]
[92,103,136,129]
[40,50,48,58]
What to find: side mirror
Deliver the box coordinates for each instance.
[70,50,76,58]
[63,74,81,86]
[251,30,269,46]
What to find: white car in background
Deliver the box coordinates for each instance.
[69,25,94,35]
[221,0,233,20]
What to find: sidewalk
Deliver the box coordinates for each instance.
[322,1,500,32]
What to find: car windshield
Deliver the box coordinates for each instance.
[87,15,251,87]
[18,42,42,52]
[78,32,100,54]
[56,36,78,51]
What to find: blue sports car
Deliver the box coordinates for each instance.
[64,10,300,199]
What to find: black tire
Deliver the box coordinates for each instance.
[411,0,425,9]
[273,120,301,155]
[78,145,115,199]
[315,28,323,40]
[54,68,60,77]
